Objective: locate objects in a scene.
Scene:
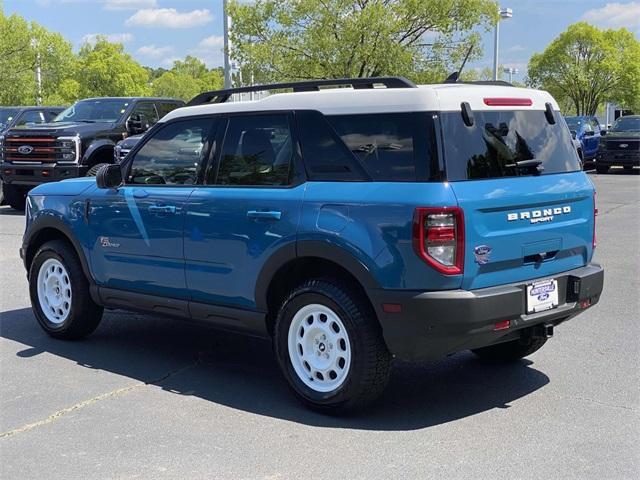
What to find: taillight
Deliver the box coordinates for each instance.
[483,97,533,106]
[593,191,598,249]
[413,207,464,275]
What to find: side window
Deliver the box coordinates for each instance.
[15,111,46,127]
[296,110,369,181]
[215,114,293,186]
[591,118,600,132]
[156,102,182,119]
[327,112,432,182]
[128,118,213,185]
[131,102,159,126]
[582,121,594,133]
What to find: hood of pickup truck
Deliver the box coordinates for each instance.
[29,177,95,196]
[7,121,117,137]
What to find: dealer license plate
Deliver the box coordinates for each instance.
[526,279,559,314]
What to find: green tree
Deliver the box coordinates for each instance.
[77,37,150,98]
[528,22,640,115]
[151,56,223,100]
[0,6,75,105]
[228,0,498,83]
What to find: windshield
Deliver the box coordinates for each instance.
[442,110,581,180]
[0,108,20,125]
[610,117,640,132]
[53,99,130,123]
[564,117,583,131]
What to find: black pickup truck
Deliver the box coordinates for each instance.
[595,115,640,173]
[0,97,184,210]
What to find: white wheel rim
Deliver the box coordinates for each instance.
[287,304,352,393]
[37,258,72,325]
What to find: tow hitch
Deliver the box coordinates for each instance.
[532,323,554,339]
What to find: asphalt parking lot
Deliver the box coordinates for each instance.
[1,170,639,480]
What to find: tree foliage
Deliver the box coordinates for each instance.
[528,22,640,115]
[0,7,75,105]
[150,56,224,101]
[228,0,498,83]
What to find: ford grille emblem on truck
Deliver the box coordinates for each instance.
[18,145,33,155]
[507,206,571,224]
[619,143,628,148]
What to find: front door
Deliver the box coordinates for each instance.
[184,113,304,312]
[88,117,216,299]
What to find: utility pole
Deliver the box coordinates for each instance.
[223,0,231,89]
[31,37,43,105]
[493,7,513,81]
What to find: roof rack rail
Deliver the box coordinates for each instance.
[187,76,417,106]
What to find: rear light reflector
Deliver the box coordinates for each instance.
[483,97,533,107]
[413,207,464,275]
[579,298,592,309]
[382,303,402,314]
[494,320,510,331]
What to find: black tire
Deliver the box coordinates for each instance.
[274,279,391,414]
[472,336,548,362]
[596,165,609,174]
[4,183,26,211]
[623,165,634,171]
[86,163,109,177]
[29,240,103,339]
[0,179,5,205]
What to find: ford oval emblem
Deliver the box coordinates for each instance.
[474,245,492,264]
[18,145,33,155]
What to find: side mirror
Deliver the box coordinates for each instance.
[570,130,577,140]
[126,113,148,135]
[96,164,123,189]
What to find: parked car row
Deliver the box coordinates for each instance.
[0,97,184,210]
[564,114,639,173]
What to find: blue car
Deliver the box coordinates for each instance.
[18,78,604,413]
[564,115,602,164]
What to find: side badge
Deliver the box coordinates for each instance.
[474,245,492,265]
[99,236,120,248]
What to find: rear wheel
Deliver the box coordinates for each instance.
[472,336,548,362]
[596,165,609,174]
[4,184,26,211]
[29,240,103,339]
[274,279,391,414]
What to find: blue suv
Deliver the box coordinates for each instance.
[20,78,604,413]
[564,115,602,165]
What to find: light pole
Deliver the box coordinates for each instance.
[31,37,43,105]
[223,0,231,89]
[493,7,513,81]
[503,67,518,83]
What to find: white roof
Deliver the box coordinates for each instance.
[162,83,560,122]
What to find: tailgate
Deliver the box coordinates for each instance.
[450,172,596,290]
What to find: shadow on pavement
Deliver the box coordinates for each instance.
[1,307,550,431]
[0,206,24,216]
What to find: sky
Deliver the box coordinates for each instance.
[3,0,640,81]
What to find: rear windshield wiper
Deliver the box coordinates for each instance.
[506,159,544,175]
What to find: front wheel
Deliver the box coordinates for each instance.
[85,163,109,177]
[472,336,548,362]
[596,164,609,174]
[29,240,103,339]
[274,279,391,414]
[4,184,26,211]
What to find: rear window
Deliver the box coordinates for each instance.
[441,110,581,181]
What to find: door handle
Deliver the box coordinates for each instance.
[148,205,178,215]
[247,210,282,221]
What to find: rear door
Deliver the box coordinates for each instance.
[441,108,596,290]
[184,112,304,313]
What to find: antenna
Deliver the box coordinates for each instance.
[444,45,474,83]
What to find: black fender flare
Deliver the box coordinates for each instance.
[82,139,116,165]
[254,239,381,312]
[22,215,94,285]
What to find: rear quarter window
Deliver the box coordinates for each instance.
[441,110,581,181]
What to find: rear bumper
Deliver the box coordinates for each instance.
[1,162,87,186]
[596,151,640,166]
[370,263,604,361]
